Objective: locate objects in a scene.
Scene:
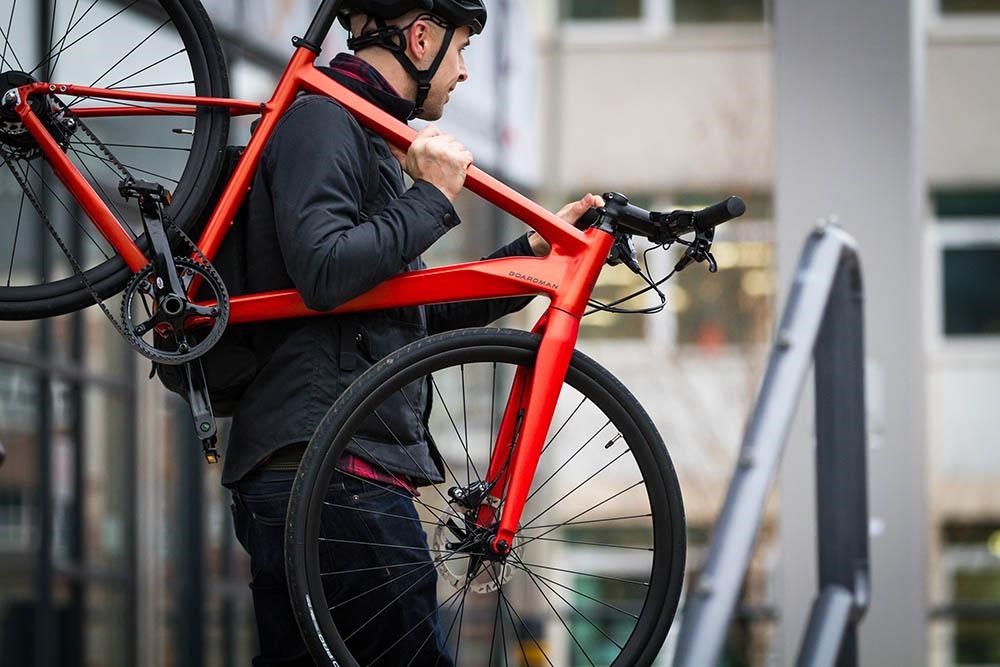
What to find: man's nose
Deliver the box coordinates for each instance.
[458,64,469,83]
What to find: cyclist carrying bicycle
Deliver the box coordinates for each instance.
[224,1,600,663]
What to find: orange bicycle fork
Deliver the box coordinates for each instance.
[479,236,613,557]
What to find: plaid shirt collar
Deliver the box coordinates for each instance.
[329,52,399,96]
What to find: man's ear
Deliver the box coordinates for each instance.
[407,18,431,63]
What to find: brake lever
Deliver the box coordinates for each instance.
[607,233,642,274]
[674,227,718,274]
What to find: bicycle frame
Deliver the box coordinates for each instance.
[10,19,616,554]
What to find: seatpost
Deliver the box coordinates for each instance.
[295,0,344,53]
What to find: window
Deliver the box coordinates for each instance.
[934,190,1000,339]
[560,0,770,26]
[932,523,1000,665]
[561,0,643,21]
[674,0,768,24]
[941,0,1000,14]
[671,193,774,348]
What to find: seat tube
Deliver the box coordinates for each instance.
[491,308,580,554]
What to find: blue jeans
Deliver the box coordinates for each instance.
[231,468,453,666]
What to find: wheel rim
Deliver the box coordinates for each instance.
[0,0,226,305]
[294,338,682,667]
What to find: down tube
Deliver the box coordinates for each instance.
[492,309,580,553]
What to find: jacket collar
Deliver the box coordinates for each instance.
[322,53,415,123]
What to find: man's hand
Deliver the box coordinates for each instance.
[400,125,473,203]
[528,193,606,256]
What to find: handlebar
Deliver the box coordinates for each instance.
[581,193,746,243]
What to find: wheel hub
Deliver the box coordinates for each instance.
[434,484,521,594]
[0,71,76,159]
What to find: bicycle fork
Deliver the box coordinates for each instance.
[481,308,581,555]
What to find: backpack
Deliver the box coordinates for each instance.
[155,128,382,417]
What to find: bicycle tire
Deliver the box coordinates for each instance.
[287,328,686,667]
[0,0,229,320]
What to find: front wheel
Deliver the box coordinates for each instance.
[286,328,686,667]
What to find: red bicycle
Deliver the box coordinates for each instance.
[0,1,745,664]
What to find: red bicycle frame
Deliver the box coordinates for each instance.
[12,44,615,554]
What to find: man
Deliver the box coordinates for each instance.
[223,1,600,664]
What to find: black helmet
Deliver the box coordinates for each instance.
[337,0,487,119]
[338,0,487,34]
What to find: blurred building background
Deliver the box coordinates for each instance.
[0,0,998,665]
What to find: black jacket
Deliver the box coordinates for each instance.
[221,66,534,486]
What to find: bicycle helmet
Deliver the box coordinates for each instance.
[337,0,488,118]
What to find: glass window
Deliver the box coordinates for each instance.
[943,248,1000,336]
[934,190,1000,338]
[675,0,768,23]
[561,0,643,21]
[941,0,1000,13]
[83,387,131,568]
[934,523,1000,665]
[670,193,774,348]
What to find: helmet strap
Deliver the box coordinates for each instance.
[348,15,456,120]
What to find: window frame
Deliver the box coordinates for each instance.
[928,215,1000,350]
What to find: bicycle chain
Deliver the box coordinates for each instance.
[3,156,132,342]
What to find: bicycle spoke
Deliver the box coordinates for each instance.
[1,0,17,72]
[539,395,587,458]
[31,0,99,76]
[87,18,170,88]
[526,419,612,504]
[399,387,464,492]
[431,375,479,482]
[73,140,191,152]
[49,0,81,78]
[347,562,462,645]
[68,140,180,184]
[524,513,653,531]
[336,463,463,528]
[519,481,646,548]
[514,560,649,588]
[68,146,135,238]
[0,9,24,71]
[31,0,141,77]
[368,410,465,516]
[68,140,127,181]
[108,79,195,91]
[46,0,60,77]
[496,579,554,667]
[371,584,467,666]
[68,95,192,118]
[23,160,111,260]
[330,550,462,611]
[521,448,631,528]
[104,47,184,91]
[456,364,482,485]
[514,555,624,665]
[488,580,503,667]
[6,188,25,287]
[523,534,652,551]
[322,500,440,529]
[437,576,471,666]
[507,561,640,621]
[489,362,496,463]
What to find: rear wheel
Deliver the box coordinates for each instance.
[287,328,686,666]
[0,0,229,319]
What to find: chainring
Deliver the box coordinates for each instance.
[121,256,229,365]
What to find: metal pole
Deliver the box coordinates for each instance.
[809,253,870,666]
[673,226,858,665]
